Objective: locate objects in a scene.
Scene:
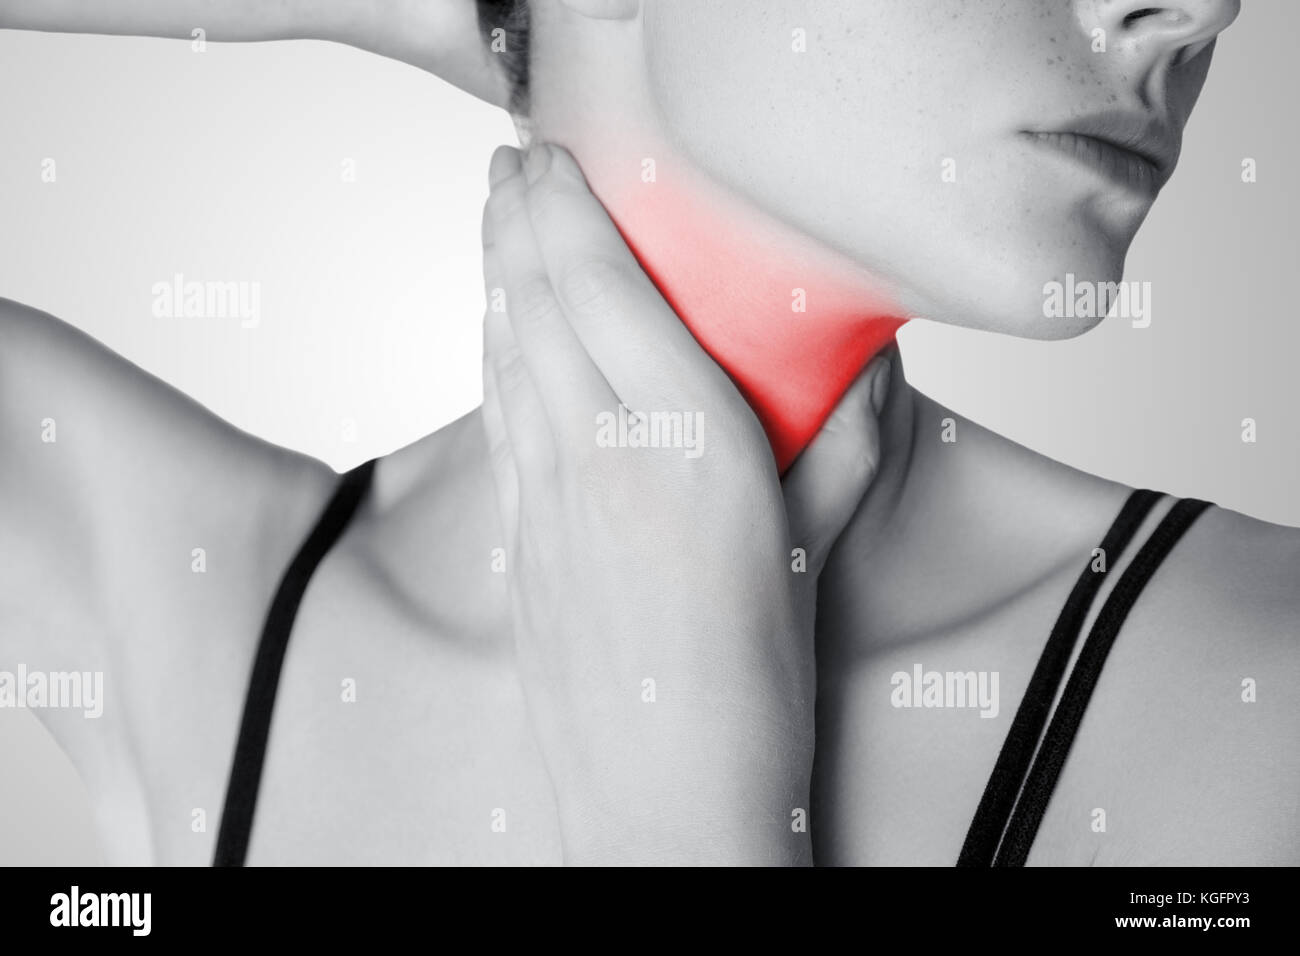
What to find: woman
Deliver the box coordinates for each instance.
[2,0,1295,866]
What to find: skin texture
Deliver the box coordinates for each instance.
[479,143,893,863]
[0,0,512,104]
[3,0,1299,865]
[536,0,1230,335]
[519,0,1235,467]
[558,143,906,472]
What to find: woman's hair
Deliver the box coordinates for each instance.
[476,0,532,112]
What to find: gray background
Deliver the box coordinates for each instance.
[1,2,1296,864]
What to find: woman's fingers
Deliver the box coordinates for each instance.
[481,150,521,536]
[519,143,732,413]
[485,146,619,448]
[482,257,555,501]
[782,353,892,576]
[480,346,519,543]
[476,152,818,865]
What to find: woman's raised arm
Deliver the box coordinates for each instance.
[0,0,509,105]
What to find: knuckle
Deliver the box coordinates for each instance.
[557,256,633,318]
[527,177,570,222]
[495,347,531,395]
[485,182,527,223]
[488,433,513,473]
[510,275,563,327]
[843,440,881,485]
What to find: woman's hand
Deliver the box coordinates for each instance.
[479,143,891,865]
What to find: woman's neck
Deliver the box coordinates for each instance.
[375,349,1126,658]
[382,127,1128,647]
[820,353,1132,657]
[569,135,908,472]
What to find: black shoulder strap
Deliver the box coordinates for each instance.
[958,489,1162,866]
[959,490,1212,866]
[991,497,1212,866]
[213,458,377,867]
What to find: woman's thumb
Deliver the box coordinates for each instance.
[782,352,892,576]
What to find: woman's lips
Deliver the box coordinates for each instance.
[1020,129,1165,197]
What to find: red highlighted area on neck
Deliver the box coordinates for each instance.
[600,171,907,473]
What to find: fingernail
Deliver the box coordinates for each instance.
[489,145,522,188]
[523,144,552,184]
[870,357,892,416]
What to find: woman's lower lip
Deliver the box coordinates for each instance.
[1021,130,1162,197]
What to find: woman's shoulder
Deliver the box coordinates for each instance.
[1169,501,1300,642]
[0,293,333,469]
[0,295,338,645]
[1125,497,1300,700]
[1063,495,1300,864]
[1179,501,1300,715]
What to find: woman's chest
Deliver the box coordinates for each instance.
[806,569,1263,866]
[189,602,1053,866]
[124,547,1239,866]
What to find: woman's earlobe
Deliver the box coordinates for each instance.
[558,0,640,21]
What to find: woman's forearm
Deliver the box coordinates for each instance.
[0,0,509,106]
[0,0,315,42]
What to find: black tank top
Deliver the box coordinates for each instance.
[211,471,1210,866]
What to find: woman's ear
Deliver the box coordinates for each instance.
[556,0,639,20]
[321,0,514,110]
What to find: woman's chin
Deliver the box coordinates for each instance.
[895,245,1130,341]
[926,310,1103,342]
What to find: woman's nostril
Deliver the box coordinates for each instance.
[1123,7,1181,29]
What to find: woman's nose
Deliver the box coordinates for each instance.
[1092,0,1241,62]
